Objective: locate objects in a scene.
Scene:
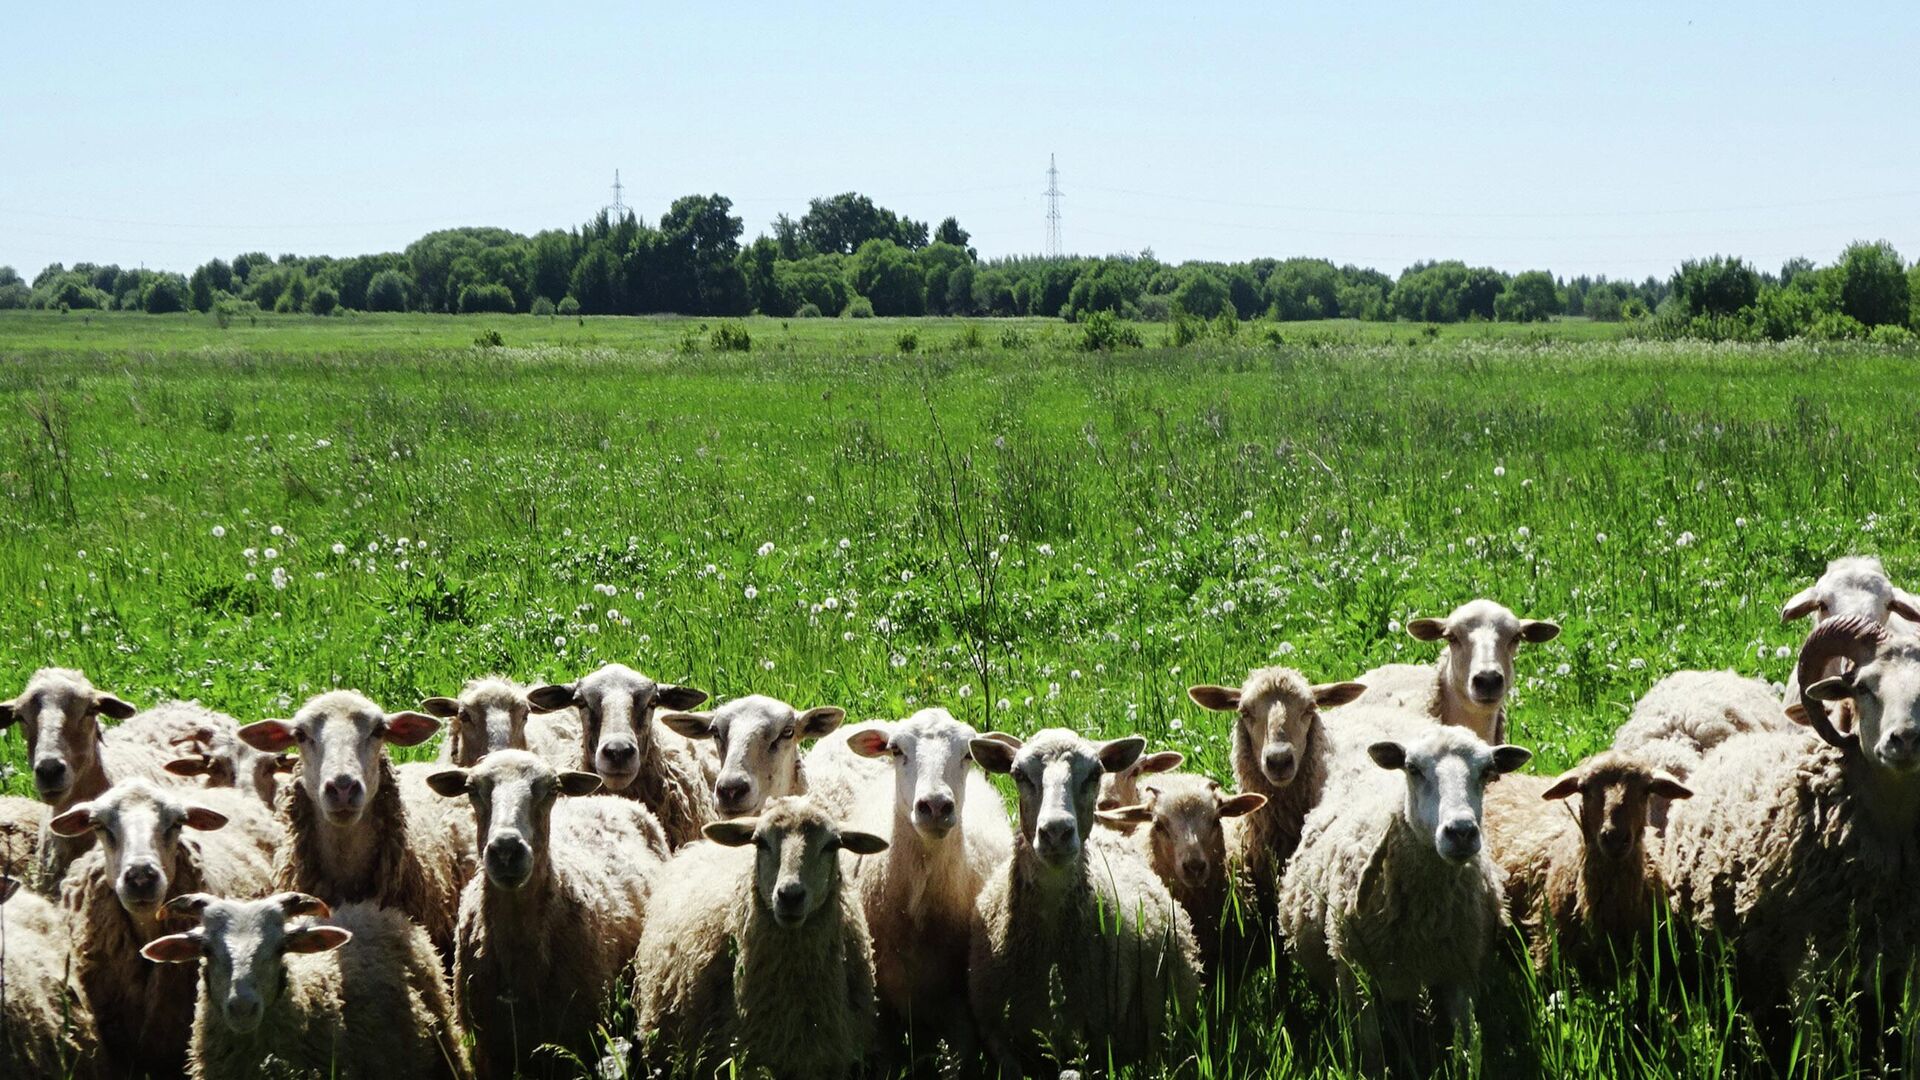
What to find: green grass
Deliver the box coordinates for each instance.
[2,310,1916,1077]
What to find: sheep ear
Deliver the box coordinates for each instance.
[1407,618,1447,641]
[526,684,579,713]
[1541,772,1583,800]
[163,893,216,919]
[1096,736,1146,775]
[1490,745,1534,774]
[836,829,888,856]
[285,926,352,954]
[1893,590,1920,624]
[657,685,710,712]
[1312,681,1368,708]
[558,771,604,797]
[141,933,205,964]
[182,805,229,832]
[1780,587,1820,622]
[703,821,757,847]
[0,877,17,904]
[1137,750,1184,775]
[48,805,94,837]
[979,731,1024,749]
[1784,701,1809,725]
[424,769,470,798]
[94,693,137,720]
[968,738,1017,774]
[846,727,893,759]
[1519,621,1561,644]
[1368,742,1407,771]
[275,893,331,918]
[164,757,212,778]
[272,753,297,774]
[1187,685,1241,712]
[418,697,461,719]
[238,719,297,753]
[381,712,440,747]
[1648,775,1694,801]
[1217,792,1268,818]
[796,707,846,739]
[660,711,715,740]
[1806,676,1855,702]
[1098,805,1156,826]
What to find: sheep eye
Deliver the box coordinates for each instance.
[293,730,310,745]
[778,727,795,742]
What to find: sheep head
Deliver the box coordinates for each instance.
[664,695,842,818]
[1369,726,1530,864]
[1189,667,1365,786]
[0,667,135,804]
[1406,599,1559,719]
[141,892,347,1034]
[1540,750,1691,861]
[703,797,884,929]
[1797,616,1920,772]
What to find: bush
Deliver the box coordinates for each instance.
[1494,270,1560,323]
[1079,310,1143,351]
[710,322,752,351]
[366,270,412,312]
[794,302,823,318]
[1834,240,1910,328]
[142,276,187,314]
[998,327,1028,350]
[1170,313,1207,347]
[1171,272,1232,320]
[557,295,581,316]
[1672,256,1759,318]
[1136,293,1172,322]
[309,286,339,316]
[458,283,517,315]
[895,328,919,353]
[1751,287,1816,341]
[531,296,556,317]
[1810,312,1866,340]
[958,324,984,350]
[473,328,505,348]
[1868,323,1915,347]
[843,295,875,319]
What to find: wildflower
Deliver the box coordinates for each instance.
[1221,599,1236,615]
[1596,532,1608,544]
[270,525,284,537]
[997,698,1011,711]
[331,542,347,556]
[1628,658,1646,670]
[757,542,775,557]
[1240,509,1254,521]
[1735,517,1747,528]
[838,538,850,551]
[806,495,815,505]
[958,684,973,699]
[76,549,86,560]
[263,548,278,560]
[760,659,775,671]
[891,654,907,668]
[554,636,567,647]
[244,572,257,582]
[1493,465,1506,478]
[271,566,289,590]
[1516,526,1531,540]
[1774,645,1791,660]
[1675,531,1696,549]
[1311,534,1324,545]
[211,525,226,538]
[1554,663,1571,676]
[1037,543,1054,557]
[744,585,759,600]
[315,438,331,448]
[243,547,259,559]
[1388,619,1402,634]
[1170,717,1184,732]
[1276,642,1297,656]
[823,596,840,610]
[901,569,915,583]
[1070,669,1083,680]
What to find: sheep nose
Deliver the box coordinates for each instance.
[1263,746,1297,782]
[1037,819,1078,852]
[321,776,364,807]
[121,863,162,898]
[32,758,68,789]
[599,740,638,770]
[1883,729,1920,765]
[1597,829,1631,857]
[914,794,955,825]
[774,882,807,915]
[1180,855,1210,883]
[1469,671,1505,700]
[224,993,264,1029]
[1440,819,1481,857]
[485,835,533,884]
[715,777,751,809]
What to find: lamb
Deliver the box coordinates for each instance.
[421,676,582,771]
[525,663,713,847]
[1278,725,1531,1063]
[661,694,847,818]
[1096,773,1266,982]
[1781,555,1920,709]
[141,892,469,1080]
[163,719,294,808]
[236,691,470,957]
[631,797,887,1080]
[1346,599,1561,743]
[51,779,276,1076]
[967,730,1201,1078]
[1,875,105,1080]
[808,709,1012,1057]
[1186,668,1367,926]
[1483,750,1691,973]
[426,750,665,1079]
[1611,670,1786,829]
[1657,616,1920,1041]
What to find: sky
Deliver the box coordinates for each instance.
[3,1,1917,281]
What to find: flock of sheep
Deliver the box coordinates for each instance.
[1,554,1917,1078]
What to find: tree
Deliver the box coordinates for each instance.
[142,275,187,314]
[309,286,339,316]
[1266,259,1343,320]
[1833,240,1909,328]
[917,243,971,315]
[800,193,928,255]
[659,193,747,314]
[1495,270,1561,322]
[1672,256,1760,318]
[740,236,784,315]
[568,244,623,315]
[458,283,516,314]
[1171,272,1232,320]
[188,265,215,313]
[365,269,412,312]
[849,239,925,315]
[1066,265,1130,319]
[934,217,971,250]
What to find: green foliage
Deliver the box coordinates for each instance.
[1391,261,1507,322]
[365,270,412,313]
[799,193,929,255]
[139,275,187,314]
[557,295,581,317]
[794,302,822,318]
[934,217,971,249]
[308,286,339,317]
[1672,256,1759,318]
[457,283,517,315]
[894,328,919,353]
[1171,272,1232,320]
[709,322,752,352]
[472,327,504,347]
[843,295,875,319]
[1077,310,1142,351]
[530,296,556,317]
[1833,240,1909,327]
[1495,270,1561,322]
[850,240,926,316]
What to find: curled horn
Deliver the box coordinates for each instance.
[1794,615,1886,752]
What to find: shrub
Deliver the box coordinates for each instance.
[557,295,581,316]
[843,295,875,319]
[1172,272,1232,320]
[895,328,919,353]
[1834,240,1910,328]
[958,324,985,350]
[473,328,505,348]
[1495,270,1560,322]
[1810,312,1866,340]
[366,270,412,312]
[1867,323,1914,347]
[1136,293,1172,322]
[794,302,823,318]
[1079,310,1143,351]
[998,326,1028,350]
[142,276,187,314]
[531,296,556,317]
[1170,313,1207,347]
[1672,256,1759,318]
[458,283,517,315]
[710,322,752,352]
[309,286,339,316]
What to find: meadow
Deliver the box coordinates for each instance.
[2,309,1917,1077]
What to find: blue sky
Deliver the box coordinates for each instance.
[3,1,1915,279]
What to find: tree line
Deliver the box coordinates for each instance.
[2,191,1914,336]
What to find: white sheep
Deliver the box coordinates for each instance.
[1347,599,1560,743]
[426,750,665,1079]
[631,796,887,1079]
[1,874,105,1080]
[236,691,471,957]
[525,663,713,847]
[50,779,276,1076]
[1611,669,1786,829]
[162,716,294,808]
[1095,746,1185,816]
[1483,750,1691,973]
[661,694,846,818]
[0,795,46,881]
[421,676,582,771]
[141,892,469,1080]
[967,729,1201,1078]
[1780,555,1920,709]
[1278,724,1531,1063]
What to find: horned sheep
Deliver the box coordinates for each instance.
[1780,555,1920,708]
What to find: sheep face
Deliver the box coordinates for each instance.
[528,664,707,793]
[48,779,229,913]
[1781,556,1920,626]
[971,730,1145,869]
[425,750,602,889]
[704,797,885,928]
[0,667,135,803]
[1407,599,1559,712]
[1541,752,1691,860]
[142,893,347,1034]
[1104,775,1265,891]
[664,695,844,818]
[1808,637,1920,773]
[166,726,293,806]
[422,678,532,767]
[1369,728,1530,864]
[237,691,439,825]
[847,708,982,839]
[1188,668,1365,786]
[1097,749,1184,812]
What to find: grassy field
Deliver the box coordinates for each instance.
[2,310,1917,1077]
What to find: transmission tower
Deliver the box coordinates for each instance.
[1044,154,1063,258]
[606,170,630,219]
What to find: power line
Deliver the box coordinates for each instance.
[1044,154,1063,258]
[1075,183,1920,221]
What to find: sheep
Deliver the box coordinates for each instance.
[163,720,294,809]
[236,691,469,957]
[1482,750,1692,974]
[1781,555,1920,710]
[1611,670,1787,829]
[1094,745,1184,819]
[805,709,1013,1057]
[525,663,713,847]
[1346,599,1561,743]
[1278,725,1531,1063]
[141,892,469,1080]
[421,676,582,771]
[1186,668,1368,927]
[0,795,45,881]
[661,694,847,819]
[967,729,1201,1078]
[1657,615,1920,1042]
[1096,773,1266,983]
[1,874,105,1080]
[50,778,275,1077]
[425,750,665,1079]
[632,797,887,1080]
